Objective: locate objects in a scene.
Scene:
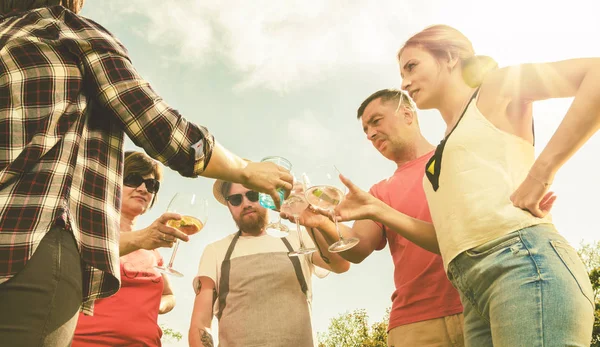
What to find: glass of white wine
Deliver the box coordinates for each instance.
[282,180,316,256]
[303,166,359,253]
[155,192,208,277]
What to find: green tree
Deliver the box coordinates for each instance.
[577,241,600,346]
[318,308,389,347]
[160,324,183,344]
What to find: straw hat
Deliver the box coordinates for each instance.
[212,179,230,206]
[212,158,254,206]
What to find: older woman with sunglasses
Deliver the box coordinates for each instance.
[72,151,187,347]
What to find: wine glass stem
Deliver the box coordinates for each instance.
[294,217,305,248]
[167,240,181,268]
[330,209,344,241]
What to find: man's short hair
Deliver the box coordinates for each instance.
[357,89,415,119]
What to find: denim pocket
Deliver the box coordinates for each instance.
[550,240,594,307]
[465,232,521,257]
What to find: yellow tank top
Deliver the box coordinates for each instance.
[423,92,552,272]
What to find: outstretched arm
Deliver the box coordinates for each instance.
[332,174,439,254]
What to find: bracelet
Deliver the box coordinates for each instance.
[528,173,552,188]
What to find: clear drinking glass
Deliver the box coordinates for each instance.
[281,181,316,256]
[259,156,293,238]
[155,192,208,277]
[302,166,359,253]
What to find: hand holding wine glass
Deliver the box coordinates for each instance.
[303,166,359,253]
[155,192,208,277]
[280,202,330,229]
[240,160,294,208]
[258,156,293,238]
[136,212,190,250]
[281,180,316,256]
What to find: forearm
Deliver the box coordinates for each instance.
[119,232,141,256]
[306,227,350,273]
[532,66,600,179]
[189,326,214,347]
[372,203,439,254]
[158,294,176,314]
[189,280,216,347]
[197,142,248,182]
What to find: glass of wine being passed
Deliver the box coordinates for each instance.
[155,192,208,277]
[281,180,316,256]
[258,156,293,238]
[303,166,359,253]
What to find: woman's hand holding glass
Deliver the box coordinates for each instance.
[137,212,190,250]
[155,192,209,277]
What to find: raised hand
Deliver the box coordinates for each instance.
[332,174,386,222]
[240,161,294,207]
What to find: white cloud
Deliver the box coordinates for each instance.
[112,0,218,64]
[94,0,419,91]
[93,0,600,92]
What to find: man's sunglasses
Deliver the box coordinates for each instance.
[123,173,160,194]
[225,191,259,206]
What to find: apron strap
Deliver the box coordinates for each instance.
[216,230,241,320]
[280,237,308,296]
[216,231,309,320]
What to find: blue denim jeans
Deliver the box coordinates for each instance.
[447,224,594,347]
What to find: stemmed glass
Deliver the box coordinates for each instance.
[303,166,359,253]
[281,180,316,256]
[155,192,208,277]
[258,156,292,238]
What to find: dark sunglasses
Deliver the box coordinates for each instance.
[225,191,259,206]
[123,173,160,194]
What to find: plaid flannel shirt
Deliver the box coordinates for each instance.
[0,6,214,314]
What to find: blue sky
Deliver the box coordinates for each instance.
[81,1,600,345]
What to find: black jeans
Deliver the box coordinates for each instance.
[0,225,83,346]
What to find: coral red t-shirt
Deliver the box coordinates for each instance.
[73,248,164,346]
[369,151,463,330]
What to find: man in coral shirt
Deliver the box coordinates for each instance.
[284,89,464,347]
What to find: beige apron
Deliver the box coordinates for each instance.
[216,232,314,347]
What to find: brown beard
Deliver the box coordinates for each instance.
[234,208,268,233]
